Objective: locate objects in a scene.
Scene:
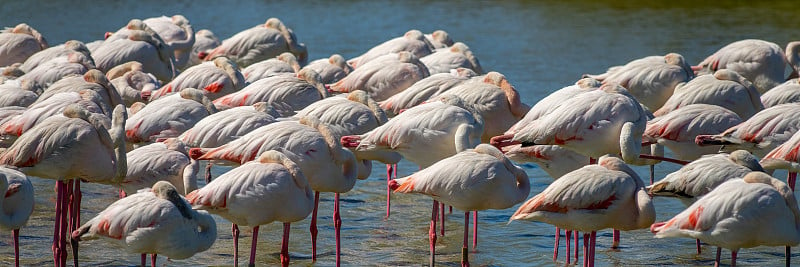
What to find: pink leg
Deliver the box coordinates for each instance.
[566,230,572,264]
[53,181,63,266]
[13,229,19,267]
[59,180,72,267]
[650,165,655,185]
[590,231,596,267]
[430,200,439,267]
[786,246,791,267]
[141,254,146,267]
[440,202,445,236]
[280,223,290,267]
[250,226,259,267]
[574,231,579,263]
[553,227,560,262]
[462,212,470,267]
[205,162,213,184]
[449,206,453,214]
[612,229,620,248]
[310,191,319,262]
[472,211,478,250]
[789,172,796,191]
[232,224,240,267]
[334,193,342,267]
[151,254,157,267]
[731,249,737,267]
[696,239,702,254]
[715,247,721,267]
[386,164,392,218]
[583,233,589,267]
[70,181,81,267]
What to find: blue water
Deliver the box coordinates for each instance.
[0,0,798,266]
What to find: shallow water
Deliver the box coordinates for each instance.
[0,0,798,266]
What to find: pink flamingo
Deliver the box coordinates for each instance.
[0,104,127,267]
[213,68,327,116]
[187,150,313,267]
[511,156,655,267]
[0,23,48,67]
[695,102,800,158]
[695,39,796,93]
[0,166,34,267]
[425,30,454,49]
[95,20,175,82]
[125,88,217,147]
[200,18,307,66]
[72,181,216,267]
[348,29,435,68]
[504,144,589,179]
[329,51,430,102]
[19,40,90,73]
[760,129,800,190]
[654,70,763,119]
[34,69,125,112]
[303,54,353,84]
[391,144,530,267]
[651,172,800,267]
[0,90,110,142]
[420,42,483,75]
[108,61,161,105]
[121,138,199,196]
[379,67,477,118]
[142,15,195,70]
[644,104,743,161]
[761,78,800,108]
[149,56,244,101]
[242,52,301,83]
[17,51,95,94]
[188,29,220,67]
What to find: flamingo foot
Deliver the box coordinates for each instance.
[386,164,392,219]
[612,229,620,248]
[553,227,560,262]
[462,211,470,267]
[281,223,290,267]
[250,226,259,267]
[334,194,342,267]
[310,192,320,262]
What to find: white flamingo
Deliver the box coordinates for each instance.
[0,166,34,267]
[654,70,763,119]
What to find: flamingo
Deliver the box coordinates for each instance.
[0,166,34,267]
[187,150,312,267]
[34,69,125,112]
[0,23,48,67]
[390,144,530,267]
[651,172,800,267]
[149,56,244,101]
[695,103,800,158]
[0,85,37,108]
[121,138,199,196]
[200,17,308,67]
[302,54,353,84]
[213,68,328,116]
[695,39,796,94]
[379,67,477,118]
[347,29,435,68]
[125,88,217,147]
[72,181,216,267]
[330,52,430,102]
[420,42,483,75]
[510,156,656,267]
[654,70,763,119]
[644,104,743,161]
[761,78,800,108]
[189,29,220,67]
[142,15,195,70]
[19,40,91,73]
[759,129,800,190]
[0,90,111,143]
[242,52,301,83]
[16,51,95,94]
[504,144,589,179]
[94,26,175,82]
[441,71,530,142]
[190,118,358,266]
[583,53,694,111]
[108,62,161,105]
[425,30,454,49]
[0,104,127,267]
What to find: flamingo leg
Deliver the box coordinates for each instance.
[553,227,560,262]
[731,249,737,267]
[449,206,452,214]
[696,239,702,254]
[59,180,72,267]
[386,164,392,218]
[650,164,655,185]
[233,224,240,267]
[280,223,290,267]
[250,226,259,267]
[151,254,157,267]
[334,193,342,267]
[205,162,213,184]
[53,181,64,267]
[13,229,19,267]
[786,246,791,267]
[583,233,589,267]
[310,191,320,262]
[612,229,620,248]
[574,231,579,263]
[715,247,721,267]
[462,211,470,267]
[566,230,572,264]
[429,200,439,267]
[472,211,477,250]
[789,172,796,191]
[70,181,81,267]
[440,202,445,236]
[141,254,146,267]
[590,231,596,267]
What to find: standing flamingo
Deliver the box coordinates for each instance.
[72,181,216,267]
[34,69,125,112]
[150,56,245,101]
[213,68,327,116]
[242,52,301,83]
[695,103,800,157]
[0,104,127,267]
[302,54,353,84]
[583,53,694,111]
[200,18,307,66]
[761,78,800,108]
[504,144,589,179]
[379,67,477,118]
[329,51,430,102]
[94,25,176,82]
[651,172,800,266]
[0,23,48,67]
[187,150,313,267]
[125,88,217,147]
[511,156,655,267]
[390,144,530,267]
[0,166,34,267]
[108,62,161,105]
[348,29,435,68]
[121,138,199,196]
[654,70,763,119]
[420,42,483,75]
[17,51,95,94]
[142,15,195,70]
[759,129,800,190]
[0,90,111,142]
[695,39,795,93]
[644,104,743,161]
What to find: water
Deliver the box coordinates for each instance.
[0,0,798,266]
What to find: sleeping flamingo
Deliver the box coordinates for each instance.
[303,54,353,84]
[504,144,589,179]
[760,129,800,190]
[242,52,300,83]
[511,156,655,267]
[142,15,195,70]
[34,68,124,113]
[379,67,477,117]
[695,39,795,93]
[187,150,313,267]
[17,51,95,94]
[149,56,244,101]
[19,40,91,73]
[108,62,161,105]
[0,166,34,267]
[213,68,327,116]
[695,103,800,158]
[390,144,529,267]
[94,24,175,82]
[654,70,763,119]
[425,30,454,49]
[0,104,127,267]
[189,29,220,67]
[125,88,217,147]
[330,51,430,102]
[0,90,111,143]
[0,23,48,67]
[761,78,800,108]
[644,104,743,161]
[121,138,199,196]
[72,181,216,267]
[348,29,435,68]
[651,172,800,267]
[0,85,36,108]
[200,18,307,66]
[420,42,483,75]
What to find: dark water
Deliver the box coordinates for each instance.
[0,0,798,266]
